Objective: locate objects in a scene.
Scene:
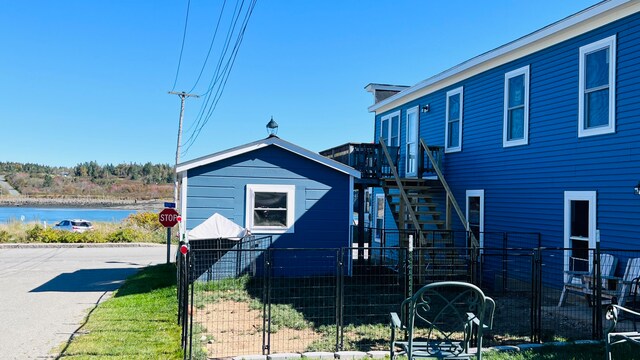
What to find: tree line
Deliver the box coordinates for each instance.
[0,161,173,184]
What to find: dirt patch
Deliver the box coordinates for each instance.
[195,300,323,358]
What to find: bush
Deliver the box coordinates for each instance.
[125,212,163,231]
[107,228,143,243]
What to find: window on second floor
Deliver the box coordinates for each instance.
[578,35,616,137]
[503,66,530,147]
[380,111,400,147]
[445,87,463,153]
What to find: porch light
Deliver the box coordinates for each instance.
[421,104,430,113]
[635,182,640,195]
[266,117,278,136]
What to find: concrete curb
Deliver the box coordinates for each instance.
[0,242,167,249]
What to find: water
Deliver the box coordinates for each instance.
[0,207,138,224]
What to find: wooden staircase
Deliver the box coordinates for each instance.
[382,178,445,233]
[378,140,477,283]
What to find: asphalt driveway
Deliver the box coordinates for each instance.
[0,244,172,359]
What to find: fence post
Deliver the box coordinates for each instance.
[408,235,414,298]
[593,240,603,339]
[531,248,542,343]
[262,249,272,355]
[336,248,345,351]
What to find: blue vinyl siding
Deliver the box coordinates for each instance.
[185,145,352,276]
[373,11,640,255]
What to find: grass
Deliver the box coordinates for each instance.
[56,263,184,359]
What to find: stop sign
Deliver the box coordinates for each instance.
[158,208,180,228]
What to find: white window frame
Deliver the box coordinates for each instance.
[245,184,295,234]
[563,191,597,280]
[503,66,530,147]
[405,106,419,177]
[578,35,616,138]
[466,190,484,249]
[372,193,385,244]
[445,87,463,153]
[380,110,401,147]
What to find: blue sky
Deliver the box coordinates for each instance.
[0,0,600,167]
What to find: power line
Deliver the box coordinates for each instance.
[171,0,192,91]
[188,0,228,94]
[182,0,257,155]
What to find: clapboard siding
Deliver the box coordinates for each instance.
[372,10,640,252]
[185,145,352,254]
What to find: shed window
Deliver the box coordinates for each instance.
[246,184,295,233]
[578,35,616,137]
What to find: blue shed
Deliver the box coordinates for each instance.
[176,135,360,277]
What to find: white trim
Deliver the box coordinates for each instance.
[349,177,354,246]
[405,106,419,177]
[373,193,385,243]
[245,184,295,234]
[365,83,409,93]
[180,172,188,242]
[445,87,463,153]
[380,110,401,146]
[578,35,617,137]
[368,0,636,114]
[176,136,360,178]
[466,190,484,249]
[563,191,597,277]
[503,65,530,147]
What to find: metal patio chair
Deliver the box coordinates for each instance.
[557,253,617,307]
[605,304,640,360]
[390,281,495,360]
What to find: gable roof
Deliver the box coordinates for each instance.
[176,135,361,178]
[369,0,639,114]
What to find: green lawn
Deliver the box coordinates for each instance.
[56,264,184,359]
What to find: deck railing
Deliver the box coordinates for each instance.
[320,143,400,180]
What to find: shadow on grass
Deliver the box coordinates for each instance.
[115,263,176,297]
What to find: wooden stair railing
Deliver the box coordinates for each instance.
[379,140,425,246]
[419,138,479,249]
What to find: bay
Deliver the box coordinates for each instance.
[0,207,138,224]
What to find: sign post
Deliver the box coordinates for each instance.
[159,208,180,263]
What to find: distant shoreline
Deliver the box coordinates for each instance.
[0,197,166,211]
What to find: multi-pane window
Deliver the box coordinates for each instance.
[579,35,616,137]
[380,111,400,147]
[445,87,463,152]
[246,184,294,233]
[503,66,530,147]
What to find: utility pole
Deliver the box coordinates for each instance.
[168,91,199,263]
[168,91,199,207]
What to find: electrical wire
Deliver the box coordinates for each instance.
[187,0,228,94]
[171,0,192,91]
[181,0,257,155]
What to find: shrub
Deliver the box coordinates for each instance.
[107,228,143,243]
[125,212,163,231]
[0,229,12,243]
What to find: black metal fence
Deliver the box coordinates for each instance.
[177,234,640,359]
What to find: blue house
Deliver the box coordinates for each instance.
[322,0,640,282]
[176,135,360,276]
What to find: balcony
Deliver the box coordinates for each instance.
[321,142,444,183]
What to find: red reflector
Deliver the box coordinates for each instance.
[180,245,189,255]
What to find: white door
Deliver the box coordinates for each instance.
[466,190,484,248]
[372,194,385,245]
[406,107,419,177]
[563,191,597,275]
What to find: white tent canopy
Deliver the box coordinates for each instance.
[187,213,248,241]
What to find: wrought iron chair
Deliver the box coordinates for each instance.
[605,304,640,360]
[557,253,617,307]
[389,281,495,360]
